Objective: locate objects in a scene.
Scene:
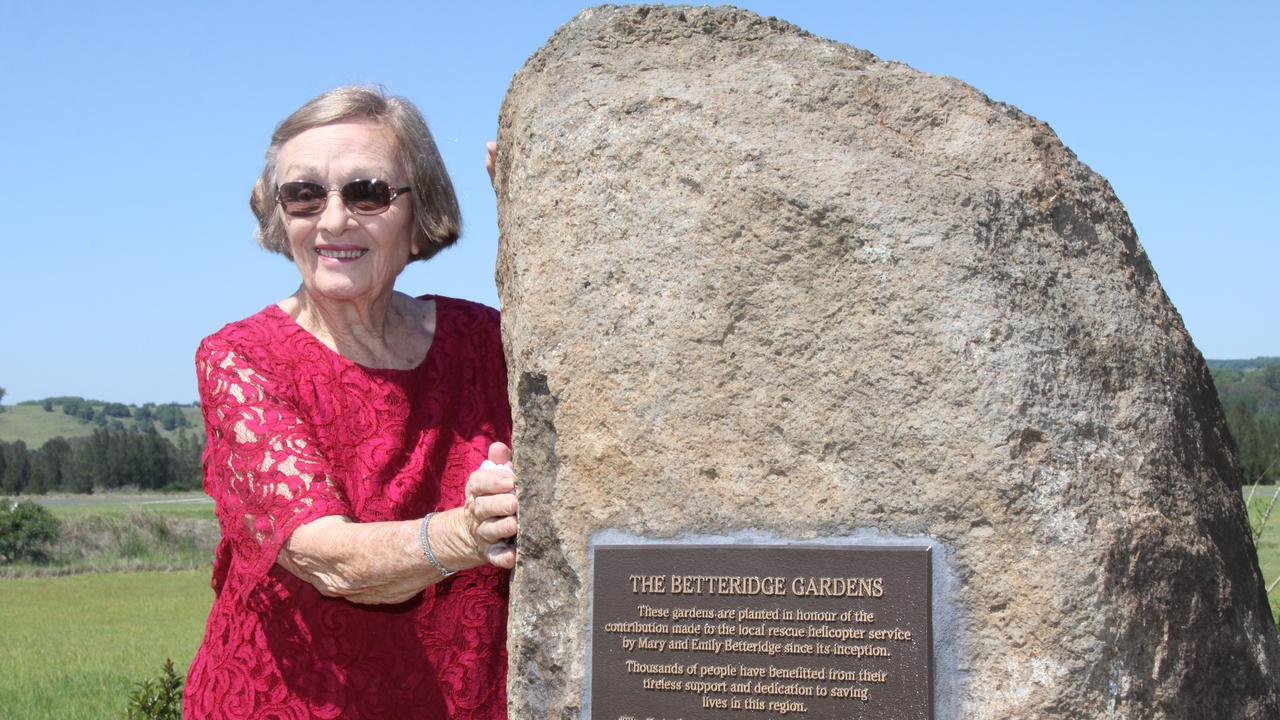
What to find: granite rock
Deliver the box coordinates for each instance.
[494,5,1280,718]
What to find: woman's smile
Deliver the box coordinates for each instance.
[315,245,369,262]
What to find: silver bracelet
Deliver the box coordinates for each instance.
[419,512,456,578]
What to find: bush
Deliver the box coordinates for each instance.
[0,500,61,563]
[126,658,184,719]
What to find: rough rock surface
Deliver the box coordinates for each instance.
[494,5,1280,718]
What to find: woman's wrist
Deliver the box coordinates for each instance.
[418,513,456,577]
[425,507,485,572]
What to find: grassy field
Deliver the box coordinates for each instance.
[0,570,213,720]
[28,492,215,521]
[0,404,202,447]
[1245,487,1280,626]
[2,494,218,578]
[1,495,218,717]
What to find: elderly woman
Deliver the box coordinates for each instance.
[183,87,517,719]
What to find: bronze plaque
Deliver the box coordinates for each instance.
[591,544,932,720]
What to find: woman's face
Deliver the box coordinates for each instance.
[275,119,416,306]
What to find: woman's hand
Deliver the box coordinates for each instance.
[440,441,518,569]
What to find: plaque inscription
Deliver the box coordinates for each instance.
[591,544,932,720]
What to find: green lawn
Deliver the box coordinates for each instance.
[1246,489,1280,626]
[0,570,213,720]
[27,492,216,521]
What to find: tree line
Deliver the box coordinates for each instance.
[1211,363,1280,484]
[0,428,203,494]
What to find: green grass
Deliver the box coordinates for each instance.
[1246,488,1280,626]
[0,405,100,447]
[0,404,202,447]
[0,570,213,720]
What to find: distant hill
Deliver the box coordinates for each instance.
[0,398,202,447]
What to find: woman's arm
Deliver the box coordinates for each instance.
[279,442,518,605]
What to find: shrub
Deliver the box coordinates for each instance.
[0,500,61,564]
[126,658,184,720]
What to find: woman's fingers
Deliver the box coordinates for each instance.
[471,491,517,520]
[476,514,518,544]
[480,451,516,569]
[485,141,498,187]
[463,445,518,566]
[466,469,514,500]
[486,542,516,569]
[470,490,517,546]
[487,441,511,467]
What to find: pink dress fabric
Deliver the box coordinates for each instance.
[183,296,511,719]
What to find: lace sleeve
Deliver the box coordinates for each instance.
[197,336,351,585]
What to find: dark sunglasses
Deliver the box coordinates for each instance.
[276,179,411,217]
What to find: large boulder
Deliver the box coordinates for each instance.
[494,5,1280,718]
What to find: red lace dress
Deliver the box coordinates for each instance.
[183,296,511,720]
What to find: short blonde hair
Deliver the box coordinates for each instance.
[249,86,461,262]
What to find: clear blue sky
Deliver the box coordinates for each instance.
[1,2,1275,405]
